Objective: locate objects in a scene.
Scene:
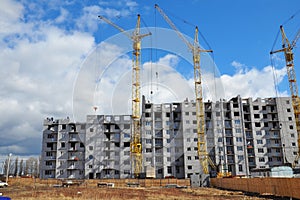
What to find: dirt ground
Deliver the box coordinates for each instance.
[0,184,273,200]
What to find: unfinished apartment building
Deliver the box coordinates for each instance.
[40,117,86,179]
[142,97,202,179]
[142,96,299,178]
[84,115,132,179]
[40,115,132,179]
[40,96,299,179]
[205,96,299,176]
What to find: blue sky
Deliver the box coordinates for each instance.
[0,0,299,157]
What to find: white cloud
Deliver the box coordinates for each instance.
[73,50,194,121]
[0,2,96,155]
[231,60,243,68]
[0,0,24,35]
[220,63,287,99]
[231,60,248,74]
[55,7,69,24]
[77,1,139,33]
[126,1,138,11]
[157,54,179,67]
[76,6,101,33]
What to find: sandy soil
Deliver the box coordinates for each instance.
[0,184,272,200]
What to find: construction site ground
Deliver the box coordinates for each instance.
[0,178,274,200]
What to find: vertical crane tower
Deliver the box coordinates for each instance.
[270,26,300,168]
[155,4,215,174]
[98,15,151,177]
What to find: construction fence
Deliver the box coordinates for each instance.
[211,177,300,199]
[8,177,190,188]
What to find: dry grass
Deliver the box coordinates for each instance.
[0,178,271,200]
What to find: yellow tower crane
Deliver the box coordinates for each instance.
[154,4,215,175]
[270,25,300,168]
[98,15,151,177]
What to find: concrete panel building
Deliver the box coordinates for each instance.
[40,96,299,179]
[141,97,207,179]
[141,96,299,177]
[84,115,132,179]
[40,118,86,179]
[205,96,299,176]
[40,115,132,179]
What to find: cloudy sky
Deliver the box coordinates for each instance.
[0,0,299,157]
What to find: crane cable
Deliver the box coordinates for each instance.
[152,8,160,100]
[270,28,280,98]
[154,5,217,101]
[158,6,213,52]
[269,9,300,166]
[282,9,300,26]
[140,17,153,101]
[270,9,300,98]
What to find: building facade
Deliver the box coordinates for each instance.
[40,115,132,179]
[141,97,206,179]
[84,115,132,179]
[205,96,299,176]
[40,96,299,179]
[40,118,86,179]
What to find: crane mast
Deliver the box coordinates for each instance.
[155,4,214,174]
[271,25,300,168]
[193,27,209,174]
[98,15,151,177]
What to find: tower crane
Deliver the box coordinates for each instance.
[154,4,215,175]
[270,25,300,168]
[98,15,151,177]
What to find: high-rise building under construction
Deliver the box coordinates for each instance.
[40,96,299,179]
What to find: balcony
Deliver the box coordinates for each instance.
[68,147,77,152]
[68,175,75,179]
[45,175,55,179]
[225,133,233,137]
[69,136,80,142]
[103,156,114,161]
[155,143,163,148]
[58,154,68,160]
[154,106,162,112]
[67,164,81,170]
[246,135,253,139]
[270,153,282,157]
[155,132,163,138]
[46,147,57,152]
[268,109,277,113]
[104,147,115,151]
[248,161,256,166]
[224,122,232,129]
[46,156,56,160]
[270,143,281,147]
[174,117,181,122]
[271,127,280,130]
[227,159,235,164]
[45,165,56,169]
[270,135,280,139]
[68,156,79,161]
[104,128,111,133]
[247,153,255,157]
[103,164,115,169]
[46,138,57,142]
